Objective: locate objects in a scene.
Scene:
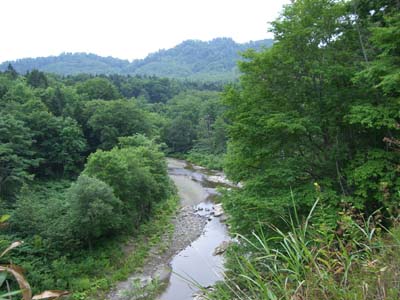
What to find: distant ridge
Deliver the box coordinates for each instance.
[0,38,273,81]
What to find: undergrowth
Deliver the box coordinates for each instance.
[185,151,224,171]
[1,193,179,300]
[208,200,400,300]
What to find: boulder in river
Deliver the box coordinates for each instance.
[219,214,228,223]
[213,241,231,256]
[213,203,224,217]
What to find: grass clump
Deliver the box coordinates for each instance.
[209,200,400,300]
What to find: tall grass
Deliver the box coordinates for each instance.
[209,201,400,300]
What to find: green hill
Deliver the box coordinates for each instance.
[0,38,273,81]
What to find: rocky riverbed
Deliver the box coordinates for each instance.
[107,158,230,300]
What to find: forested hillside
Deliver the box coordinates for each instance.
[211,0,400,299]
[1,0,399,299]
[0,38,273,81]
[126,38,273,81]
[0,66,227,298]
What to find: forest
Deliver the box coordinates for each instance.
[1,0,399,299]
[0,67,227,298]
[212,0,400,299]
[0,38,274,82]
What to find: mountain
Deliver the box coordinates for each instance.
[126,38,274,81]
[0,38,273,81]
[0,53,130,76]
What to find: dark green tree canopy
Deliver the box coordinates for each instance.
[223,0,400,233]
[67,175,123,245]
[0,113,37,200]
[77,77,120,100]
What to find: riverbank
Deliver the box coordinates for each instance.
[106,158,231,300]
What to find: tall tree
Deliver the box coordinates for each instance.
[26,69,48,88]
[83,99,152,150]
[0,114,37,200]
[223,0,400,233]
[76,77,120,100]
[5,64,18,79]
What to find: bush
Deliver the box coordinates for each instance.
[210,202,400,300]
[11,183,77,250]
[185,151,225,170]
[84,135,171,228]
[67,175,123,247]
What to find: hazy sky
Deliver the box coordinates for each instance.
[0,0,290,63]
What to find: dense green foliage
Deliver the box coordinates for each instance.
[0,113,37,200]
[81,100,152,151]
[0,38,273,81]
[211,203,400,300]
[84,136,170,227]
[212,1,400,299]
[67,175,123,247]
[0,64,222,296]
[2,1,398,298]
[3,186,178,298]
[126,38,274,81]
[162,91,223,150]
[222,0,400,234]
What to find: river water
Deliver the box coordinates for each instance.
[159,159,231,300]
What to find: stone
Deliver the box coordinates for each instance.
[213,203,224,217]
[219,214,228,223]
[129,276,152,289]
[153,264,172,284]
[213,241,231,256]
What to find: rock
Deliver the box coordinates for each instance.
[128,276,152,289]
[192,286,215,299]
[219,214,228,223]
[153,264,172,284]
[213,203,224,217]
[213,241,231,256]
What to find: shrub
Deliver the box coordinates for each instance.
[84,135,171,228]
[67,175,123,247]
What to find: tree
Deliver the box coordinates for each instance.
[0,113,37,200]
[83,100,152,150]
[222,0,400,233]
[84,147,166,228]
[67,175,122,247]
[37,87,66,116]
[26,69,48,89]
[163,117,197,152]
[76,77,120,100]
[161,90,223,153]
[118,135,170,202]
[344,5,400,216]
[20,101,87,177]
[4,64,18,79]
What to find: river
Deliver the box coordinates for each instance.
[159,158,230,300]
[107,158,231,300]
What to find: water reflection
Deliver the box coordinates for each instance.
[159,159,230,300]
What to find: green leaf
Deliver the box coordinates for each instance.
[0,215,10,223]
[0,272,7,287]
[0,290,22,300]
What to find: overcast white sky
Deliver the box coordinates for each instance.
[0,0,290,63]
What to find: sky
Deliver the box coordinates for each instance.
[0,0,290,63]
